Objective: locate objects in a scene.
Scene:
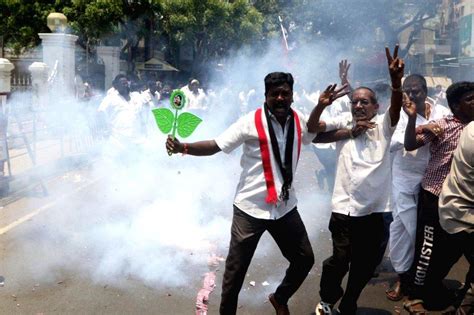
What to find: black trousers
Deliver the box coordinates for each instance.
[375,212,393,268]
[449,232,474,313]
[219,206,314,315]
[319,212,384,315]
[407,189,474,309]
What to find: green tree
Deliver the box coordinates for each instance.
[161,0,264,76]
[0,0,71,55]
[0,0,443,80]
[66,0,164,74]
[63,1,124,48]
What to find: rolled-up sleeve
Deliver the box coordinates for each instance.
[324,114,352,132]
[297,111,317,145]
[214,115,249,153]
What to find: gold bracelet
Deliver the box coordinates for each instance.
[391,85,403,92]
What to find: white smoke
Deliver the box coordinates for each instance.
[5,33,352,294]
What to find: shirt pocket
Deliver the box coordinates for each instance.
[354,133,385,163]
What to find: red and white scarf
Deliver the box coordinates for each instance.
[254,107,302,204]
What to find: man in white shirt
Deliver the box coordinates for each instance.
[140,80,161,135]
[401,81,474,313]
[386,74,451,301]
[98,74,146,155]
[438,121,474,315]
[238,87,256,116]
[166,72,347,315]
[312,46,404,315]
[141,80,161,108]
[181,78,207,110]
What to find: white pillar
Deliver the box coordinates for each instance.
[0,59,14,164]
[38,33,78,94]
[29,62,50,109]
[0,58,14,110]
[96,46,121,90]
[0,58,14,94]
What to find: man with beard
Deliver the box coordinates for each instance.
[311,46,404,315]
[166,72,347,315]
[386,74,450,301]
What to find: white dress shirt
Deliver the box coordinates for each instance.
[141,89,161,107]
[215,109,316,220]
[329,112,396,216]
[181,85,207,110]
[316,95,352,150]
[391,102,451,194]
[98,92,145,148]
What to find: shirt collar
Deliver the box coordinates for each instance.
[267,109,292,124]
[352,113,378,124]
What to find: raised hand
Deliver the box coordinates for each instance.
[318,83,349,107]
[385,44,404,85]
[166,135,183,154]
[339,59,351,85]
[402,92,417,117]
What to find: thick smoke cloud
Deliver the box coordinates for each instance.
[9,47,331,284]
[4,10,392,297]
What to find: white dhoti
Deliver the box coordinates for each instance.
[388,105,449,274]
[389,188,419,273]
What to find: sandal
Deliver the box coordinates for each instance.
[386,280,404,301]
[404,299,429,315]
[440,305,456,315]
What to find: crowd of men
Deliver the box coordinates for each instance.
[93,44,472,315]
[92,76,210,154]
[310,52,473,315]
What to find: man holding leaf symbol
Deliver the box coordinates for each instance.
[166,72,347,315]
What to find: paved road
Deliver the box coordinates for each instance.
[0,148,468,314]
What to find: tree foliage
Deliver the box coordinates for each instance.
[0,0,443,74]
[160,0,263,73]
[62,1,124,48]
[0,0,70,54]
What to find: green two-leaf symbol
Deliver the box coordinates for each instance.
[177,112,202,138]
[152,108,174,133]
